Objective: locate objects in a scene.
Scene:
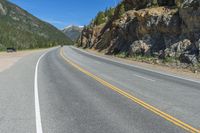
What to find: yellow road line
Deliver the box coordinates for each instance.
[60,48,200,133]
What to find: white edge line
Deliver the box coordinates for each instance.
[71,46,200,84]
[133,74,155,82]
[34,47,57,133]
[34,52,46,133]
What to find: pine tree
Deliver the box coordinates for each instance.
[94,11,106,25]
[118,3,125,17]
[105,7,115,20]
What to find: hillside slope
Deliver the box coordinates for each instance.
[0,0,72,51]
[78,0,200,68]
[63,25,83,41]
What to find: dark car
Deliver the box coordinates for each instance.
[6,48,17,53]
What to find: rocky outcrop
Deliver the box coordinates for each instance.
[179,0,200,33]
[165,39,192,57]
[78,24,103,48]
[0,3,7,15]
[78,0,200,66]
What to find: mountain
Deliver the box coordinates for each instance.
[0,0,72,51]
[78,0,200,67]
[63,25,83,41]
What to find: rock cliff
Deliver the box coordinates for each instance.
[78,0,200,67]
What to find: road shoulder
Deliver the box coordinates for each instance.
[0,49,46,72]
[75,47,200,81]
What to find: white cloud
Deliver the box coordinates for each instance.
[64,25,84,29]
[45,19,66,25]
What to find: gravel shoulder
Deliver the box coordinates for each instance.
[0,49,46,72]
[84,48,200,81]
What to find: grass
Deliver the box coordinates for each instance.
[162,57,177,63]
[130,55,157,63]
[116,52,180,65]
[116,52,127,58]
[116,52,159,64]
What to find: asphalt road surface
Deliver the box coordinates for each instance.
[0,46,199,133]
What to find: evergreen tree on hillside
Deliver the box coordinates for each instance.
[0,0,72,51]
[94,11,106,26]
[105,7,115,20]
[118,3,126,17]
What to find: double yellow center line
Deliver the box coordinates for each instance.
[60,48,200,133]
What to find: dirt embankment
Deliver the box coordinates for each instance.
[0,50,44,72]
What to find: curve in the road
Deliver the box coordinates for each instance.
[60,48,200,133]
[34,52,47,133]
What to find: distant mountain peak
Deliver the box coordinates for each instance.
[78,25,84,28]
[64,25,83,30]
[63,25,83,41]
[0,0,72,50]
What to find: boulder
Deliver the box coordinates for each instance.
[180,53,198,64]
[129,35,153,56]
[129,40,151,55]
[165,39,192,57]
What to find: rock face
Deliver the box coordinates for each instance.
[78,0,200,65]
[179,0,200,33]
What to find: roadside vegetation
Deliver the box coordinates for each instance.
[93,7,115,26]
[0,0,72,51]
[115,52,200,73]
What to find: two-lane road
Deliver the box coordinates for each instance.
[0,46,199,133]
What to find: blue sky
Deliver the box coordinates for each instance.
[10,0,120,29]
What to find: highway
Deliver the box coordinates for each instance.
[0,46,200,133]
